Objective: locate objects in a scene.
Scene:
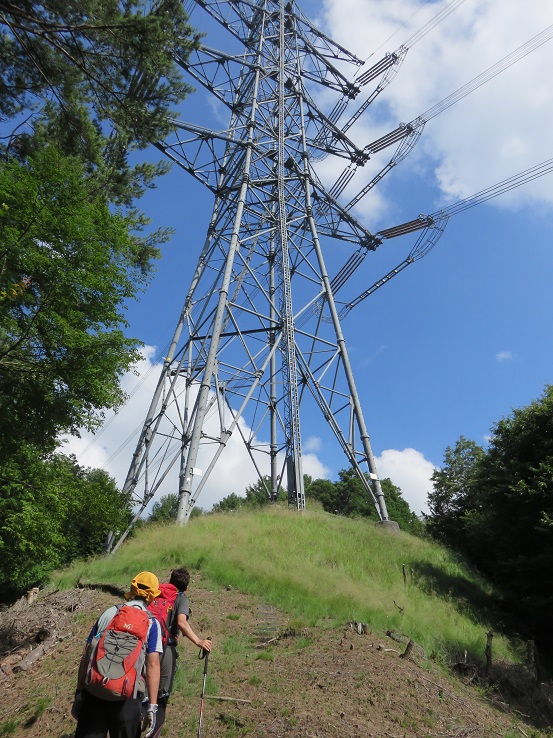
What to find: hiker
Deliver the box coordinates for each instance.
[148,567,212,737]
[72,571,164,738]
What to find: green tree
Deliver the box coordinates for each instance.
[0,144,165,453]
[145,493,203,522]
[426,389,553,658]
[0,0,199,452]
[148,494,179,524]
[211,476,287,513]
[0,0,198,147]
[467,387,553,607]
[306,477,335,506]
[309,469,422,533]
[244,476,286,506]
[426,436,485,547]
[62,465,133,560]
[0,449,132,599]
[212,492,244,513]
[316,468,378,518]
[0,2,201,593]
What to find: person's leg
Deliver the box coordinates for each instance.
[74,691,110,738]
[151,646,177,738]
[110,697,141,738]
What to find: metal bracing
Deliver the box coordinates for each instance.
[113,0,464,548]
[103,0,553,551]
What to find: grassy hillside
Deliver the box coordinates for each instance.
[54,506,520,665]
[4,506,552,738]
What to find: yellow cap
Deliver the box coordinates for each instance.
[126,571,161,604]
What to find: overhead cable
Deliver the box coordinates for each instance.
[432,156,553,218]
[402,0,468,50]
[420,23,553,123]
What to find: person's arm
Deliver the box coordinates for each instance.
[177,613,212,651]
[142,649,161,738]
[145,651,160,705]
[145,614,163,705]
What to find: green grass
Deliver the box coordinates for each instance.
[0,720,18,736]
[52,506,519,663]
[254,649,274,661]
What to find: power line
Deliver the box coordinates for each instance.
[359,0,451,63]
[420,23,553,123]
[340,154,553,317]
[403,0,469,50]
[344,21,553,212]
[432,156,553,218]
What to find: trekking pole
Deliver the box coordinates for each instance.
[197,638,211,738]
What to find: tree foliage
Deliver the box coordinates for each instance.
[0,2,200,596]
[310,468,378,518]
[468,389,553,609]
[0,143,165,452]
[148,493,180,523]
[426,436,485,545]
[211,492,244,514]
[0,0,198,145]
[244,476,287,506]
[0,1,199,452]
[0,448,132,599]
[146,493,203,523]
[212,476,287,513]
[300,468,423,534]
[426,386,553,653]
[211,470,421,533]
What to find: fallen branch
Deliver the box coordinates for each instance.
[205,695,252,704]
[12,632,58,672]
[377,645,400,654]
[393,600,405,615]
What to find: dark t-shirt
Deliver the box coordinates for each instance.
[167,592,190,644]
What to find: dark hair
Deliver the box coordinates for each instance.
[170,567,190,592]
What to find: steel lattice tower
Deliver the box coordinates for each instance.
[116,0,440,542]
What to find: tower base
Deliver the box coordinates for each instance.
[378,520,400,534]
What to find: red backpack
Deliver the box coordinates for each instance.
[83,605,151,700]
[147,583,179,648]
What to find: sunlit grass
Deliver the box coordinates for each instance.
[53,506,518,663]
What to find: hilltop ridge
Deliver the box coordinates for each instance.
[1,507,552,737]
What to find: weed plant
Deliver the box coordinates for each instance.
[0,719,18,736]
[53,506,518,664]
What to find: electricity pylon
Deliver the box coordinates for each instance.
[115,0,438,545]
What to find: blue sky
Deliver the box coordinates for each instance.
[65,0,553,516]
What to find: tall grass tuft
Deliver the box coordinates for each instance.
[53,506,518,663]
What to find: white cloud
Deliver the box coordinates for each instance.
[375,447,436,515]
[317,0,553,216]
[61,347,330,514]
[302,452,331,481]
[496,350,514,362]
[303,435,322,452]
[59,360,428,523]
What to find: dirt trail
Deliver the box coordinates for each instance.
[0,575,550,738]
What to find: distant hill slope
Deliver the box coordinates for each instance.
[1,507,551,737]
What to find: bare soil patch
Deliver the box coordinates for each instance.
[0,574,550,737]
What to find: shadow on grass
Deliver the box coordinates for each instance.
[412,563,553,733]
[412,561,511,630]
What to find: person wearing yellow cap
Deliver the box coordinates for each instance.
[72,571,164,738]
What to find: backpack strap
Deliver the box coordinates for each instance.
[166,591,188,646]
